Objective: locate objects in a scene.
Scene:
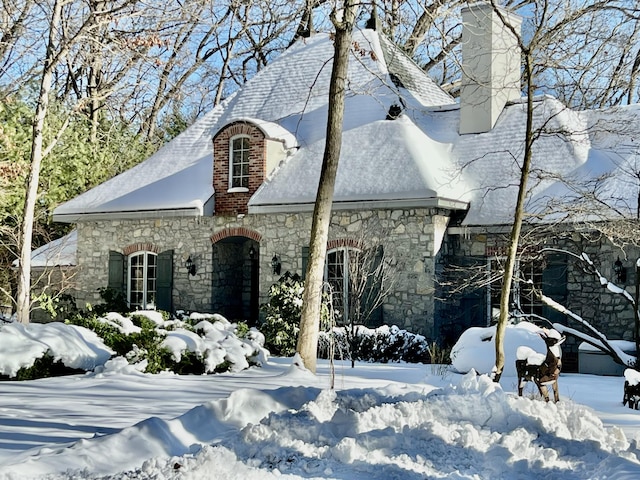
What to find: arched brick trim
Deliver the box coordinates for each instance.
[213,121,266,215]
[122,243,160,256]
[210,227,262,244]
[213,121,262,142]
[327,238,364,251]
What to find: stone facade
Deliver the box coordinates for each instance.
[438,228,640,370]
[75,207,450,337]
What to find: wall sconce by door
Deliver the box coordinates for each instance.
[185,255,196,276]
[614,257,626,284]
[271,254,281,275]
[249,245,256,260]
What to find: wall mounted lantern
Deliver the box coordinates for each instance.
[614,257,626,283]
[249,245,256,260]
[185,255,196,276]
[271,254,281,275]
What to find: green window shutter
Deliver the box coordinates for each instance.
[362,246,384,327]
[157,250,174,312]
[108,251,124,294]
[541,254,567,324]
[301,246,309,280]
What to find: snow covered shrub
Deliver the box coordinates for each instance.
[0,321,113,380]
[67,313,170,373]
[0,355,84,381]
[63,311,267,375]
[261,272,328,357]
[318,325,430,364]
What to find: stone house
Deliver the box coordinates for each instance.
[49,4,640,366]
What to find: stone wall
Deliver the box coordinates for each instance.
[75,207,450,337]
[444,229,639,342]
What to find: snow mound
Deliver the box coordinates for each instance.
[0,322,113,377]
[2,373,635,479]
[451,322,551,376]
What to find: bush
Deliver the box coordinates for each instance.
[93,287,129,315]
[260,272,305,357]
[0,354,84,381]
[67,313,170,373]
[67,311,266,375]
[260,272,330,357]
[318,325,431,364]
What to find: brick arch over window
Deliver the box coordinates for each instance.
[210,227,262,244]
[327,238,364,251]
[213,121,267,216]
[122,243,161,256]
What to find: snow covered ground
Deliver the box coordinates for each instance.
[0,355,639,479]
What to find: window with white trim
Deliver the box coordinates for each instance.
[487,256,564,323]
[325,247,358,323]
[229,135,250,189]
[128,251,157,309]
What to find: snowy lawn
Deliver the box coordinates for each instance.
[0,355,640,479]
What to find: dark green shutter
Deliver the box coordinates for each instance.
[157,250,174,312]
[108,251,124,294]
[301,246,309,280]
[541,254,567,324]
[362,246,384,327]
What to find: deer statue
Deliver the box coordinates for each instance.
[515,328,565,403]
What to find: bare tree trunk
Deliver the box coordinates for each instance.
[16,0,63,324]
[494,51,535,381]
[297,0,359,373]
[88,0,107,144]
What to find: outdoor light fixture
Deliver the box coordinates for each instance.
[614,257,626,283]
[271,254,281,275]
[249,245,256,260]
[185,255,196,276]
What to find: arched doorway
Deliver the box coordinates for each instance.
[211,236,260,325]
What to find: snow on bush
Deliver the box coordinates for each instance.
[116,311,269,374]
[451,322,551,376]
[0,311,268,378]
[0,322,113,377]
[318,324,430,363]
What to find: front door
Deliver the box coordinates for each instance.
[211,237,259,324]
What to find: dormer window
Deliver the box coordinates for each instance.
[229,135,250,191]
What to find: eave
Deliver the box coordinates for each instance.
[248,197,469,215]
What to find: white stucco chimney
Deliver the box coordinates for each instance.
[459,3,522,135]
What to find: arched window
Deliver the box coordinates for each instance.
[325,247,357,323]
[324,245,385,327]
[229,135,250,190]
[128,251,157,309]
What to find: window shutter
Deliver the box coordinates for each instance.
[541,254,567,324]
[108,251,124,294]
[363,246,384,327]
[157,250,174,312]
[301,246,309,280]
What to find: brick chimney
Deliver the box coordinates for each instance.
[459,3,522,135]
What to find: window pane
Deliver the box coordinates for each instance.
[327,250,346,323]
[231,136,250,188]
[145,254,157,309]
[128,252,157,309]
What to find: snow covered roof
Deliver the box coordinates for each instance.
[53,26,640,227]
[53,28,461,222]
[12,230,77,268]
[431,98,640,225]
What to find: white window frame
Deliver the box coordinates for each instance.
[127,251,157,310]
[487,257,543,323]
[229,134,250,192]
[325,247,360,323]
